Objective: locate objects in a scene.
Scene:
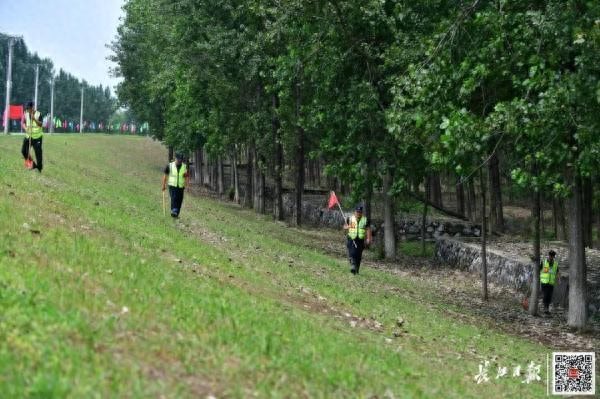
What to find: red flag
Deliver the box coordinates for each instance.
[9,105,23,120]
[327,191,340,209]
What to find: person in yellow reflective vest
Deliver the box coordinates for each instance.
[343,205,372,275]
[162,153,189,218]
[540,250,559,314]
[21,101,44,172]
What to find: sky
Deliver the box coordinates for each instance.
[1,0,125,92]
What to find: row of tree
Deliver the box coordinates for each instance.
[1,33,116,124]
[112,1,600,328]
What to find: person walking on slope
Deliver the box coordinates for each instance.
[540,250,559,314]
[343,205,372,275]
[21,101,44,172]
[162,153,189,218]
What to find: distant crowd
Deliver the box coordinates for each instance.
[3,117,149,134]
[2,104,149,134]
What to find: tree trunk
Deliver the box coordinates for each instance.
[217,156,224,197]
[232,150,240,204]
[365,177,373,227]
[195,148,204,185]
[429,173,443,208]
[480,170,488,301]
[243,145,253,208]
[582,176,593,248]
[212,156,218,192]
[557,198,567,241]
[294,137,305,226]
[529,167,541,316]
[254,149,266,214]
[426,175,432,202]
[468,179,477,220]
[272,94,284,221]
[488,152,504,233]
[596,211,600,249]
[456,175,465,216]
[253,147,259,210]
[310,160,316,188]
[421,178,430,255]
[383,171,396,259]
[567,169,587,328]
[559,198,569,241]
[214,155,217,192]
[307,159,315,188]
[316,159,322,188]
[541,199,546,239]
[203,148,209,186]
[168,147,174,163]
[189,150,197,185]
[294,74,305,226]
[258,165,266,214]
[507,175,514,204]
[412,180,419,196]
[206,155,211,189]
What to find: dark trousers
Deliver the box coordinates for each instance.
[347,237,365,274]
[21,137,43,171]
[541,283,554,310]
[169,186,184,217]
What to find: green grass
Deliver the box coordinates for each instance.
[398,241,435,257]
[0,134,550,398]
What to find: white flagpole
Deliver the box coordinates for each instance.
[4,37,16,135]
[332,191,356,248]
[337,202,346,222]
[33,64,39,109]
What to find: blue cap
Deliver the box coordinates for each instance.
[355,205,364,212]
[175,153,184,160]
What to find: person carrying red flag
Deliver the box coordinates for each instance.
[21,101,44,172]
[343,205,372,275]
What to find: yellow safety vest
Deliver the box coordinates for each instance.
[540,259,558,285]
[348,215,367,240]
[167,162,187,188]
[25,110,43,139]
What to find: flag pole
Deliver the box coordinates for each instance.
[336,202,345,222]
[330,191,357,248]
[339,202,356,248]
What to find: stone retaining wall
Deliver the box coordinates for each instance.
[435,237,599,317]
[435,237,535,292]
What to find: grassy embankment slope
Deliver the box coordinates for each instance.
[0,135,548,398]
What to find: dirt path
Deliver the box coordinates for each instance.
[186,187,599,351]
[314,233,600,351]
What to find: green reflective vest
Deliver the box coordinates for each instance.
[348,215,367,240]
[167,162,187,188]
[540,259,558,285]
[25,110,43,139]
